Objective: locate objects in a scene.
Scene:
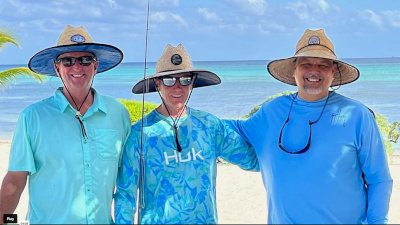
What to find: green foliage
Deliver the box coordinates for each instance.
[0,28,46,88]
[0,67,45,88]
[118,99,158,124]
[244,91,395,161]
[389,122,400,143]
[375,114,394,161]
[0,29,19,48]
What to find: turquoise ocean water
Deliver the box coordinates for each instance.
[1,58,399,151]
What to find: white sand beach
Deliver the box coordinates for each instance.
[0,139,399,224]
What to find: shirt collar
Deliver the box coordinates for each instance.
[54,87,70,113]
[54,87,108,115]
[91,88,107,114]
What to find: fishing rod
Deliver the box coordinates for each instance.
[138,0,151,224]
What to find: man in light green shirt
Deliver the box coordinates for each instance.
[0,25,131,224]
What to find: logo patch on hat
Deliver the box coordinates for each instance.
[308,35,320,45]
[171,54,182,65]
[71,34,86,43]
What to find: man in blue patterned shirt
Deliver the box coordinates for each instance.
[114,44,259,224]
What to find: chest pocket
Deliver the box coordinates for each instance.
[95,129,121,160]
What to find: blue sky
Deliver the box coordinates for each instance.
[0,0,399,65]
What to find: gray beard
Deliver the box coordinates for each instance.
[304,85,323,95]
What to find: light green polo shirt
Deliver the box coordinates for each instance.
[8,87,131,224]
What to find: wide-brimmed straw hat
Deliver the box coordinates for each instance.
[28,25,123,76]
[132,44,221,94]
[267,29,359,86]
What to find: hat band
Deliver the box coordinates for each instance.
[295,44,336,56]
[159,69,179,73]
[158,69,194,74]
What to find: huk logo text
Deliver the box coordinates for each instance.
[164,148,204,165]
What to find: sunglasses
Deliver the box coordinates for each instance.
[161,76,193,87]
[278,93,330,154]
[55,56,97,67]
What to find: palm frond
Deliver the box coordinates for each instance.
[0,67,46,87]
[0,30,20,47]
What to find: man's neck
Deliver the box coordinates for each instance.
[157,104,187,118]
[62,87,94,115]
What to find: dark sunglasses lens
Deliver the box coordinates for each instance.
[179,77,192,86]
[162,78,176,86]
[58,56,94,67]
[80,56,94,66]
[61,57,76,67]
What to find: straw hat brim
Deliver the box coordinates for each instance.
[132,68,221,94]
[267,56,360,86]
[28,43,123,76]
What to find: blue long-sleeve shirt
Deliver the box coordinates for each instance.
[226,92,392,224]
[114,107,259,224]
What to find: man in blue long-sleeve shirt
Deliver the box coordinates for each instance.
[226,29,392,224]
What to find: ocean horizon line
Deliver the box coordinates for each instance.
[1,56,399,67]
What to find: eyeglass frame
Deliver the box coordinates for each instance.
[55,55,97,67]
[278,92,330,154]
[159,75,194,87]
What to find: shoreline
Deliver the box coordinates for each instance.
[1,139,399,224]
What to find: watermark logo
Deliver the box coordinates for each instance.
[3,214,17,223]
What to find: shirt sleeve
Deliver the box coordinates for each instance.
[217,119,259,171]
[118,107,132,168]
[8,111,37,174]
[357,110,393,224]
[114,130,140,224]
[223,104,266,145]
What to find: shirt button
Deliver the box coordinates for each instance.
[87,188,91,192]
[86,164,90,168]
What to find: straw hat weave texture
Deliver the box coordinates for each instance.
[132,44,221,94]
[267,29,359,86]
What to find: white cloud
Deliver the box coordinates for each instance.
[106,0,117,8]
[263,21,287,31]
[197,8,221,23]
[88,7,103,18]
[255,20,287,36]
[151,12,168,22]
[286,0,335,21]
[8,0,33,15]
[21,19,61,34]
[224,0,269,16]
[50,0,80,6]
[358,10,384,28]
[151,12,188,27]
[310,0,330,13]
[152,0,180,8]
[382,10,400,27]
[171,14,187,26]
[286,1,309,20]
[246,0,269,15]
[257,24,271,35]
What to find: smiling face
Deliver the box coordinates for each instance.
[54,51,98,96]
[154,73,194,117]
[293,57,336,101]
